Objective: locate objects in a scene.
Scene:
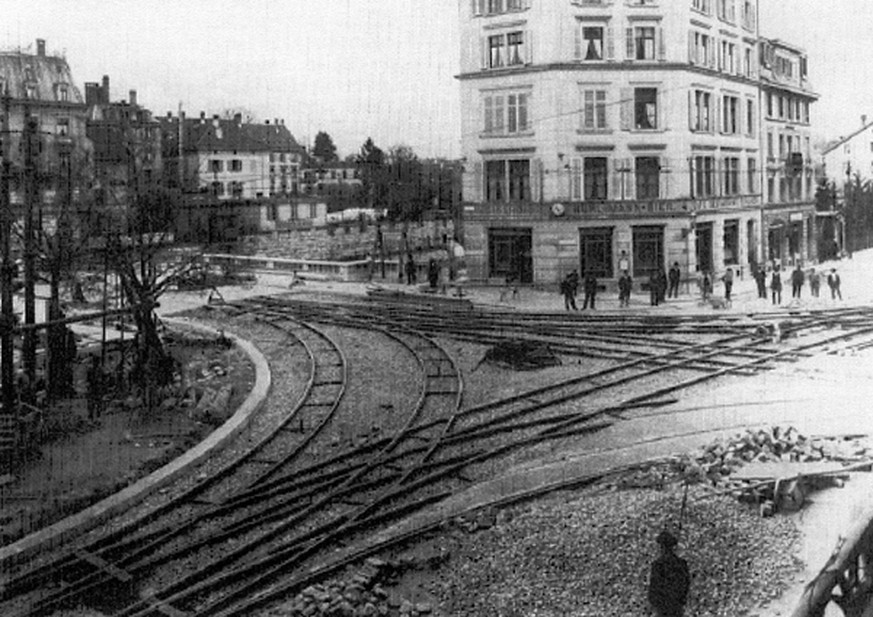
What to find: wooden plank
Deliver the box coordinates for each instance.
[731,461,849,481]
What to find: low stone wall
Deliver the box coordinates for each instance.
[236,219,455,262]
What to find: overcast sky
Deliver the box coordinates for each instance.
[0,1,870,158]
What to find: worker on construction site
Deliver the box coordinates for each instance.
[648,530,690,617]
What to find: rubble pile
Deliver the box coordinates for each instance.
[426,486,802,617]
[268,557,437,617]
[479,340,561,371]
[609,427,870,490]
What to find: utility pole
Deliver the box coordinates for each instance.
[0,87,15,416]
[22,104,38,387]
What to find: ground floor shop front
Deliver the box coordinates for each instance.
[462,199,818,288]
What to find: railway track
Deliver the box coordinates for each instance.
[3,297,873,616]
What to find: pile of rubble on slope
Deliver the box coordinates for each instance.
[607,427,871,515]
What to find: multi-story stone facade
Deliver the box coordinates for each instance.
[0,39,92,209]
[759,37,817,266]
[457,0,816,286]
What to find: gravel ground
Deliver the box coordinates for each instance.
[422,484,802,617]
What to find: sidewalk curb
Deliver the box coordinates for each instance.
[0,318,272,568]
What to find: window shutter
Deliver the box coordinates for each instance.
[620,88,632,130]
[484,96,493,134]
[571,158,582,201]
[480,37,488,70]
[525,30,533,64]
[611,164,622,200]
[472,0,483,16]
[606,27,615,60]
[473,161,483,202]
[688,31,695,64]
[657,89,664,130]
[626,28,634,60]
[714,95,722,133]
[625,158,636,201]
[688,91,695,130]
[708,39,716,69]
[657,27,666,61]
[574,25,582,61]
[531,158,542,202]
[660,156,670,199]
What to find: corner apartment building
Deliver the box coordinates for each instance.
[0,39,91,209]
[759,37,817,266]
[458,0,814,286]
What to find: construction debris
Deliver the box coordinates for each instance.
[478,340,561,371]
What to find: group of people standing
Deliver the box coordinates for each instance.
[560,269,599,311]
[752,263,842,305]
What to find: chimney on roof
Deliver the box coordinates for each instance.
[129,90,137,106]
[36,39,45,57]
[234,112,242,125]
[200,111,205,124]
[265,119,270,125]
[101,75,110,104]
[863,115,868,127]
[84,82,99,107]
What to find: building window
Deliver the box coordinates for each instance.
[580,26,604,61]
[767,132,774,159]
[230,159,243,172]
[487,31,526,68]
[745,99,755,136]
[692,32,713,66]
[724,157,740,195]
[210,160,224,173]
[719,41,736,73]
[722,95,739,134]
[230,181,244,198]
[56,117,69,137]
[634,88,658,130]
[717,0,736,22]
[581,89,607,130]
[693,156,715,197]
[632,225,664,278]
[692,0,712,13]
[579,227,614,278]
[211,181,224,196]
[630,26,656,60]
[57,85,69,102]
[584,157,609,200]
[485,159,530,202]
[723,220,739,265]
[635,157,660,199]
[473,0,528,16]
[692,90,711,132]
[747,157,757,193]
[483,91,530,135]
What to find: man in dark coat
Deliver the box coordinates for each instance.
[667,262,681,298]
[561,270,579,311]
[582,271,597,310]
[618,270,633,307]
[649,270,660,306]
[648,530,691,617]
[754,266,767,299]
[791,264,804,299]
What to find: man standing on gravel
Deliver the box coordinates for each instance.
[648,530,690,617]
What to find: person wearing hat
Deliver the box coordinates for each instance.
[648,530,690,617]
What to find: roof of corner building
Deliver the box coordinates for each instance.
[157,116,305,155]
[821,122,873,156]
[0,50,84,104]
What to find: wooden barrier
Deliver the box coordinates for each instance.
[791,504,873,617]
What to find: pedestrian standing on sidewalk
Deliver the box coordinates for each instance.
[561,270,579,311]
[721,268,734,302]
[771,267,783,305]
[582,271,598,310]
[791,264,804,299]
[828,268,842,300]
[648,530,691,617]
[618,270,633,307]
[809,268,820,298]
[405,253,417,286]
[668,262,681,298]
[649,270,660,306]
[754,265,767,299]
[657,267,668,304]
[699,271,712,301]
